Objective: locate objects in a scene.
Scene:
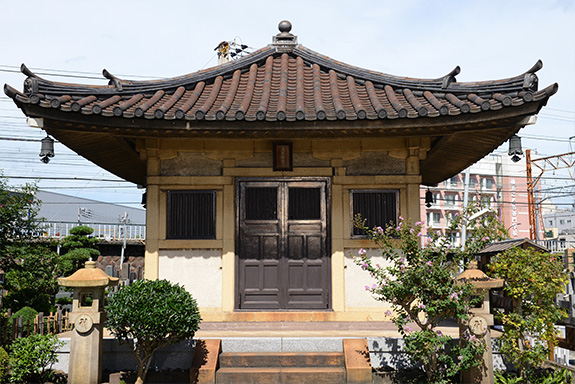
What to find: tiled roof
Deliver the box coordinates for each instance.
[5,36,556,124]
[2,21,558,186]
[477,238,548,254]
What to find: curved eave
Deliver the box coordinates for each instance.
[46,127,147,186]
[15,95,547,135]
[17,98,549,187]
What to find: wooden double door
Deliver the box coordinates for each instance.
[236,178,330,310]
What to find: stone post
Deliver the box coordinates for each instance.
[58,261,119,384]
[455,260,504,384]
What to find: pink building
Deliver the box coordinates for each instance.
[420,151,537,244]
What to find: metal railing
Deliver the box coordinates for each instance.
[535,239,575,253]
[37,221,146,241]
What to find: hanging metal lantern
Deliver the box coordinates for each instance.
[39,135,55,163]
[508,134,523,163]
[425,189,433,208]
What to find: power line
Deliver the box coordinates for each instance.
[2,175,130,182]
[521,134,572,143]
[547,108,575,114]
[538,115,575,123]
[0,64,164,81]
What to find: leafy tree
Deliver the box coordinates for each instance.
[355,204,507,383]
[0,177,64,313]
[106,279,202,384]
[59,225,100,276]
[8,333,63,383]
[489,248,568,379]
[0,177,40,272]
[3,245,62,313]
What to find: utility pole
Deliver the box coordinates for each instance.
[119,212,128,277]
[461,168,471,250]
[526,149,575,240]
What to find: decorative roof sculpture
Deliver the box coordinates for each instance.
[4,20,557,186]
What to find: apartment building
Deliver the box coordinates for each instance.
[420,151,535,244]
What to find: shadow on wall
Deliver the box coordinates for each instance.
[368,337,511,371]
[53,337,197,373]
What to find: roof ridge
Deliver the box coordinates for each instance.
[15,45,544,99]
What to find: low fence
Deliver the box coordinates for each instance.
[39,221,146,241]
[1,310,71,345]
[535,239,575,253]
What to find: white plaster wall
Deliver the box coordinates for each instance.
[158,249,222,308]
[345,248,392,308]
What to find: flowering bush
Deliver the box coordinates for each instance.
[355,206,507,383]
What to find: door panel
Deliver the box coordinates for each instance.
[237,179,330,310]
[239,184,282,309]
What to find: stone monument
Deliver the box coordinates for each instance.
[58,261,119,384]
[455,260,504,384]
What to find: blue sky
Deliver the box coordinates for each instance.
[1,0,573,206]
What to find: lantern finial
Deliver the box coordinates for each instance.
[508,134,523,163]
[39,135,55,163]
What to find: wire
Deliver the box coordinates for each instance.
[2,176,130,182]
[0,65,164,80]
[521,134,572,143]
[40,200,142,204]
[41,186,138,190]
[547,108,575,114]
[538,115,575,123]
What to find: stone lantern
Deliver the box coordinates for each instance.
[58,261,119,384]
[455,260,504,384]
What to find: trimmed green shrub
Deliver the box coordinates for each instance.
[106,279,202,384]
[9,307,38,323]
[59,225,100,276]
[8,334,63,383]
[8,307,38,336]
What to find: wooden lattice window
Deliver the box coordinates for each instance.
[166,190,216,239]
[351,190,398,237]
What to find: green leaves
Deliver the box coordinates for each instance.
[105,279,202,383]
[354,207,505,383]
[0,177,40,271]
[489,249,568,377]
[59,225,100,276]
[8,334,63,383]
[3,244,62,313]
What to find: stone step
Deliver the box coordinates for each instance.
[216,366,347,384]
[218,351,344,368]
[190,338,372,384]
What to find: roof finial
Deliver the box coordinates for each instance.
[279,20,292,33]
[273,20,297,52]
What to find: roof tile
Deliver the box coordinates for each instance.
[4,39,557,125]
